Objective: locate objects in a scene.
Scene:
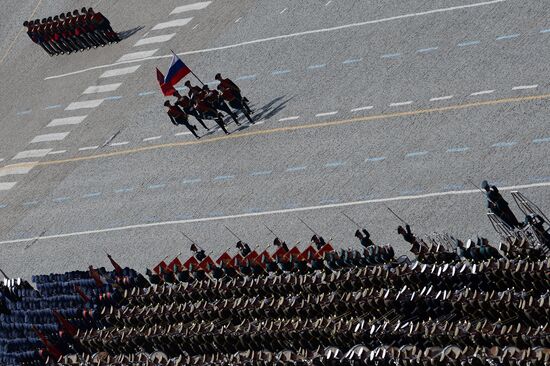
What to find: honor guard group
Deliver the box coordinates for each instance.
[23,8,119,56]
[165,73,254,139]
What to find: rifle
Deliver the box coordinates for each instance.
[385,206,408,225]
[297,217,317,235]
[224,225,242,242]
[341,211,362,229]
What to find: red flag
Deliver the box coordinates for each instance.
[198,256,215,272]
[88,266,104,288]
[107,254,123,275]
[52,310,78,337]
[33,326,63,360]
[156,68,176,96]
[73,285,90,303]
[183,256,199,270]
[216,252,232,266]
[168,257,183,272]
[153,261,168,274]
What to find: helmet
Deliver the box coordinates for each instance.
[184,80,191,86]
[81,7,88,13]
[88,7,94,12]
[164,101,171,107]
[215,73,222,80]
[481,180,489,190]
[53,15,59,20]
[202,85,209,90]
[73,10,79,15]
[23,21,29,26]
[66,12,72,17]
[59,13,65,18]
[354,230,362,238]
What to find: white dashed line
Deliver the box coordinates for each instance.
[308,64,326,69]
[79,146,99,151]
[30,132,70,143]
[47,116,87,127]
[171,1,212,14]
[389,101,413,107]
[65,99,104,111]
[143,136,162,142]
[351,106,373,112]
[192,24,199,30]
[152,18,193,30]
[470,90,494,96]
[47,150,67,155]
[13,149,52,159]
[110,142,129,147]
[134,34,176,47]
[235,17,242,23]
[325,0,333,5]
[175,132,192,136]
[280,8,288,14]
[279,116,300,121]
[255,120,265,125]
[117,50,158,63]
[417,47,438,53]
[429,95,453,101]
[512,85,538,90]
[99,65,141,78]
[82,83,122,94]
[315,111,338,117]
[406,151,429,157]
[0,182,17,191]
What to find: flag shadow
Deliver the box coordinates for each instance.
[117,26,144,41]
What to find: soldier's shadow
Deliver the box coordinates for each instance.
[117,26,144,41]
[230,95,294,133]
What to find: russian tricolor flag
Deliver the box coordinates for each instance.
[164,52,191,86]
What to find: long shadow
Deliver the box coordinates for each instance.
[117,26,144,41]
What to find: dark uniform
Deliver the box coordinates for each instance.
[236,241,251,257]
[175,94,208,130]
[482,181,520,229]
[166,103,199,139]
[355,229,374,248]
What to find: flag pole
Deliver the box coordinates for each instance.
[170,49,205,86]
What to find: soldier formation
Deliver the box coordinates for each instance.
[23,8,119,56]
[0,189,549,366]
[165,74,254,138]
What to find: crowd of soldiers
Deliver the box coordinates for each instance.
[165,73,254,138]
[23,8,119,56]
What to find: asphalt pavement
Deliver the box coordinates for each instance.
[0,0,548,278]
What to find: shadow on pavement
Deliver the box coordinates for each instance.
[118,26,144,41]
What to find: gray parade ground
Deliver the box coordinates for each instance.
[0,0,548,278]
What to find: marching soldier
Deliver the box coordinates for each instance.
[164,101,200,139]
[236,241,251,257]
[354,229,374,248]
[482,181,521,229]
[173,91,209,130]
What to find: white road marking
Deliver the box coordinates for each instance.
[316,111,338,117]
[234,17,242,23]
[30,132,70,143]
[143,136,162,142]
[47,116,87,127]
[79,146,99,151]
[134,34,176,47]
[99,65,141,78]
[45,0,507,80]
[255,120,265,125]
[512,85,538,90]
[0,182,17,191]
[447,147,470,153]
[417,47,438,53]
[82,83,122,94]
[175,132,192,136]
[152,18,193,30]
[0,163,38,177]
[13,149,52,160]
[325,0,333,5]
[47,150,67,155]
[351,106,373,112]
[430,95,453,101]
[193,24,199,30]
[308,64,326,69]
[389,101,413,107]
[406,151,429,157]
[110,141,129,147]
[280,8,288,14]
[279,116,300,121]
[5,179,548,245]
[496,33,520,40]
[65,99,104,111]
[470,90,495,96]
[171,1,212,14]
[117,50,158,63]
[457,40,480,47]
[381,53,401,58]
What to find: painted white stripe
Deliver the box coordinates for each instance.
[175,132,192,136]
[279,116,300,121]
[79,146,99,151]
[45,0,507,81]
[47,116,87,127]
[110,141,129,147]
[30,132,70,144]
[152,18,193,30]
[316,111,338,117]
[280,8,288,14]
[351,106,373,112]
[65,99,104,111]
[143,136,162,142]
[3,179,548,245]
[99,65,141,78]
[0,163,38,177]
[117,50,158,63]
[13,149,52,160]
[470,90,495,96]
[390,101,413,107]
[47,150,67,155]
[82,83,122,94]
[430,95,453,101]
[0,182,17,191]
[512,85,538,90]
[134,34,175,47]
[171,1,212,14]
